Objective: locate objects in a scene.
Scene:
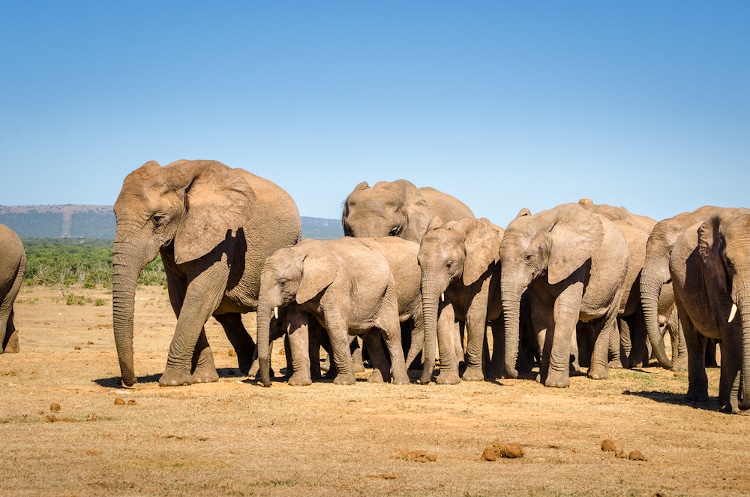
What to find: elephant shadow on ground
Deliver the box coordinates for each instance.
[94,374,162,388]
[622,388,725,412]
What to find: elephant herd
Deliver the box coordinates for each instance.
[1,159,748,414]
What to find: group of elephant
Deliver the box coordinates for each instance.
[1,159,747,414]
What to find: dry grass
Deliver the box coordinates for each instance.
[1,285,748,496]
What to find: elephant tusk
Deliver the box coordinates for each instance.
[728,303,738,323]
[274,306,279,320]
[441,293,445,303]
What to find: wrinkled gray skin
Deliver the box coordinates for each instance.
[341,179,474,381]
[418,218,504,384]
[112,160,301,387]
[257,238,410,387]
[0,225,25,353]
[641,206,723,370]
[670,208,750,413]
[501,203,628,388]
[342,179,475,242]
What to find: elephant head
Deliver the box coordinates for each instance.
[500,204,604,379]
[112,160,256,387]
[257,240,337,387]
[640,206,722,370]
[342,180,432,242]
[418,218,502,380]
[697,209,750,410]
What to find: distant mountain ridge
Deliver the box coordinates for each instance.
[0,205,343,240]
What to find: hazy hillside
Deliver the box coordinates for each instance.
[0,206,343,240]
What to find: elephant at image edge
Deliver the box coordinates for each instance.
[341,179,475,242]
[112,160,302,387]
[257,237,411,387]
[418,217,504,384]
[670,208,750,413]
[501,203,628,387]
[0,224,25,353]
[641,206,723,371]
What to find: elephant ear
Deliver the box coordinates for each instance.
[341,182,370,234]
[463,218,502,286]
[547,205,604,285]
[394,179,431,241]
[297,246,339,304]
[174,161,257,264]
[698,213,726,266]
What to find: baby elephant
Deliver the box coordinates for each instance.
[257,237,411,387]
[0,224,25,353]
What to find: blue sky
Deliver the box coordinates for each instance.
[1,1,748,227]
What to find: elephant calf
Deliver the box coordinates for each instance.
[257,237,413,387]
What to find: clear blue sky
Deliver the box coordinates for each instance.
[1,1,748,227]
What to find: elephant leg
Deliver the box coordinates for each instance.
[325,314,357,385]
[363,331,389,383]
[545,283,584,388]
[160,268,227,386]
[434,305,461,385]
[462,309,487,382]
[350,337,365,373]
[190,329,220,383]
[378,310,410,385]
[626,308,649,368]
[214,313,255,375]
[485,321,504,380]
[614,317,628,369]
[588,314,617,380]
[284,308,312,386]
[680,307,709,402]
[1,308,19,353]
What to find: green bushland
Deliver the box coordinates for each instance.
[23,238,166,288]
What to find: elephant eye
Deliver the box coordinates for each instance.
[445,261,453,269]
[523,254,533,264]
[389,226,402,236]
[152,214,166,226]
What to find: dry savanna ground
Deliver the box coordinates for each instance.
[1,284,748,497]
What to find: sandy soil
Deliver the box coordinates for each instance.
[0,284,748,497]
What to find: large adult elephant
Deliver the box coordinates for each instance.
[418,218,503,384]
[640,206,723,370]
[501,203,629,387]
[670,208,750,413]
[0,224,25,353]
[341,179,475,242]
[112,160,302,387]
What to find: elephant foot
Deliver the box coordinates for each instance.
[608,359,624,370]
[461,366,485,382]
[391,372,411,385]
[671,358,688,372]
[435,370,461,385]
[544,370,570,388]
[368,368,385,383]
[587,367,609,380]
[191,368,220,384]
[503,367,519,380]
[287,372,312,386]
[334,373,357,385]
[3,331,19,353]
[159,368,193,387]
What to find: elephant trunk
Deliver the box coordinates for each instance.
[740,291,750,410]
[501,280,523,379]
[640,267,673,369]
[419,279,443,384]
[256,298,275,388]
[112,237,155,387]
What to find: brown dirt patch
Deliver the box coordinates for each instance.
[1,285,748,496]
